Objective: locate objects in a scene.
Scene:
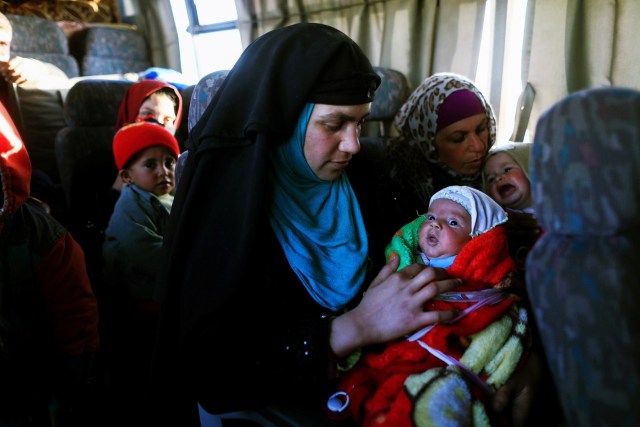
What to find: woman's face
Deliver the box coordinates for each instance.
[434,112,489,176]
[304,103,370,181]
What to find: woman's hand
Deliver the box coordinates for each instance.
[329,256,461,358]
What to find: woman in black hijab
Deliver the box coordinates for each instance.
[151,23,461,424]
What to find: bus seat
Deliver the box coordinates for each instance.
[352,65,410,196]
[54,79,132,311]
[365,66,411,138]
[69,25,152,76]
[526,87,640,426]
[348,66,410,255]
[509,82,535,142]
[175,69,230,187]
[55,79,132,205]
[175,83,194,151]
[187,69,230,131]
[6,13,80,78]
[1,14,80,188]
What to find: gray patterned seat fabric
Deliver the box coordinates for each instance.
[367,66,411,137]
[175,69,230,187]
[353,66,411,174]
[69,25,151,76]
[7,13,80,78]
[4,14,80,184]
[187,69,230,131]
[526,87,640,426]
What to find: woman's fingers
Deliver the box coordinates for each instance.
[368,254,400,289]
[416,307,458,325]
[404,265,456,294]
[415,275,461,298]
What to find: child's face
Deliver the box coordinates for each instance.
[120,146,176,196]
[418,198,472,259]
[484,152,531,210]
[137,93,178,134]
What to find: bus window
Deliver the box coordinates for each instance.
[170,0,242,82]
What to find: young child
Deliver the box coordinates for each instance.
[331,186,530,427]
[111,80,184,192]
[102,121,179,423]
[69,80,184,293]
[115,79,183,136]
[483,142,540,272]
[483,142,533,212]
[103,121,179,296]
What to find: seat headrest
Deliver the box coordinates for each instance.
[7,13,80,77]
[64,79,133,127]
[532,87,640,235]
[369,67,411,121]
[188,70,230,132]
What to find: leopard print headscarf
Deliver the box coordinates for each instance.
[386,73,497,204]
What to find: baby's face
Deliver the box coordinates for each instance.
[418,198,472,259]
[484,152,531,210]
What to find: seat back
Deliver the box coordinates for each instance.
[7,13,80,78]
[175,83,194,151]
[69,25,151,76]
[174,69,229,187]
[354,66,410,195]
[3,14,80,184]
[55,79,133,205]
[187,69,230,131]
[526,87,640,426]
[365,66,411,137]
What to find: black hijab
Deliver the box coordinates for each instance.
[152,23,380,410]
[187,22,379,147]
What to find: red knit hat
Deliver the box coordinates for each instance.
[113,121,180,170]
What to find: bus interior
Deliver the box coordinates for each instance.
[0,0,638,426]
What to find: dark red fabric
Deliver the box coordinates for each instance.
[37,231,100,355]
[1,100,99,357]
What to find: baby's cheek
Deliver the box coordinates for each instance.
[417,225,430,252]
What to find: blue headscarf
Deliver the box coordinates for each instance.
[268,103,368,311]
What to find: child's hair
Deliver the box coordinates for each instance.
[148,87,179,109]
[113,121,180,170]
[483,141,532,191]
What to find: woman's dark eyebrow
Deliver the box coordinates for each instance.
[318,111,370,122]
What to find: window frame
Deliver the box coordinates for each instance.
[184,0,239,35]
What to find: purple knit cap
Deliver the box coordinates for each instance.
[436,89,485,133]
